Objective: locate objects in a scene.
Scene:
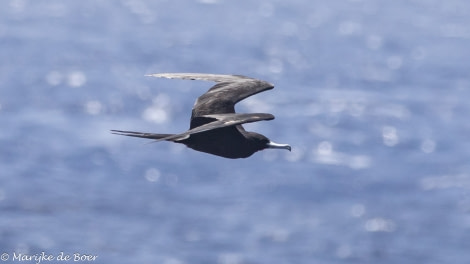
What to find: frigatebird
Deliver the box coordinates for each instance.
[111,73,291,159]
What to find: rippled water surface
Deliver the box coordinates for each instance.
[1,0,470,263]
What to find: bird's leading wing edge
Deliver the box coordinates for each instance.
[145,73,252,83]
[154,113,274,142]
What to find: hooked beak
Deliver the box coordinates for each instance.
[266,141,292,151]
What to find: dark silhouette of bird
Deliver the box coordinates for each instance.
[111,73,291,159]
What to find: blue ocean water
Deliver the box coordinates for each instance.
[1,0,470,263]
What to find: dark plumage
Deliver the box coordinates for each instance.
[111,73,291,159]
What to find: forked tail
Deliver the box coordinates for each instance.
[111,130,174,140]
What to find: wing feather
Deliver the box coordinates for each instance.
[154,113,274,142]
[147,73,274,116]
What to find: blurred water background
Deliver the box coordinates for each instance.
[1,0,470,263]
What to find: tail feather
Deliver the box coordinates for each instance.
[111,130,174,140]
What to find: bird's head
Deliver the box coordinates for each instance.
[250,133,291,153]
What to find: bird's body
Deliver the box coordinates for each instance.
[180,127,266,159]
[111,73,291,159]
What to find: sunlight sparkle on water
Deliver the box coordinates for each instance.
[350,204,366,218]
[67,71,87,87]
[84,100,103,115]
[145,168,161,182]
[365,217,396,232]
[382,126,399,147]
[142,94,171,124]
[312,141,371,169]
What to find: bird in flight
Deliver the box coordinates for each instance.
[111,73,291,159]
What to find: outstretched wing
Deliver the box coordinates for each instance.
[147,73,274,117]
[154,113,274,142]
[146,73,254,83]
